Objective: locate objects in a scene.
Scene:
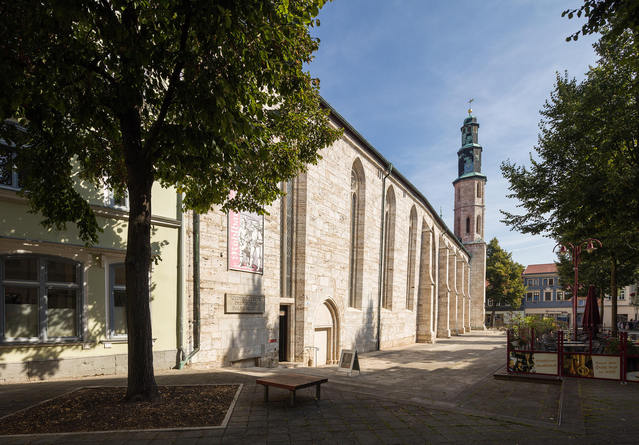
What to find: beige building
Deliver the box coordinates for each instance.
[181,103,486,368]
[602,284,639,327]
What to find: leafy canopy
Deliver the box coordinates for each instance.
[486,238,525,309]
[500,31,639,274]
[0,0,341,243]
[563,0,639,41]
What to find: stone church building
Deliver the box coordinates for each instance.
[184,100,487,368]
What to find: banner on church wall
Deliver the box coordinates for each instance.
[227,192,264,274]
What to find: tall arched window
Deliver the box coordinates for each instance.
[476,183,481,198]
[406,206,417,310]
[349,160,365,308]
[382,186,396,310]
[476,215,481,236]
[465,217,470,234]
[281,180,295,298]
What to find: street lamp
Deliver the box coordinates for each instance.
[554,238,602,340]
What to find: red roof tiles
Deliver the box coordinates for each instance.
[523,263,557,275]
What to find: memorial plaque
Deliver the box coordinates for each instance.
[225,294,265,314]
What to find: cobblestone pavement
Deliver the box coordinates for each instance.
[1,332,638,444]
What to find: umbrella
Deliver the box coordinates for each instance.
[582,285,601,334]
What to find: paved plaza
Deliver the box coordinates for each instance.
[1,332,639,444]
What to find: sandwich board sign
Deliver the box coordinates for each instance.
[338,349,360,376]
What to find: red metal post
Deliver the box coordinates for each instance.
[558,330,563,377]
[572,246,579,340]
[506,329,511,373]
[621,332,627,383]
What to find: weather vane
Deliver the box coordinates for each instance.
[467,98,474,116]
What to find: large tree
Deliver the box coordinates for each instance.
[0,0,340,401]
[485,238,525,328]
[501,31,639,335]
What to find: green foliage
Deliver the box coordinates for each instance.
[509,314,559,336]
[500,31,639,322]
[0,0,341,241]
[563,0,639,41]
[0,0,340,399]
[602,336,639,355]
[486,237,525,309]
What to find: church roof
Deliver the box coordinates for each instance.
[320,96,470,258]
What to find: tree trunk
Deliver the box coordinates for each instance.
[611,256,618,336]
[122,114,159,402]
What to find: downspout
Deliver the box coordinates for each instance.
[176,193,184,367]
[376,164,392,351]
[179,212,200,369]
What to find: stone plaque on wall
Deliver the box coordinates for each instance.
[225,294,265,314]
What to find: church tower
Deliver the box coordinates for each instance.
[453,108,486,330]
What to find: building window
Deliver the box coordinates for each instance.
[526,292,532,302]
[109,263,127,337]
[476,215,481,236]
[465,217,470,234]
[533,292,539,301]
[0,148,19,189]
[349,162,365,309]
[549,278,554,286]
[545,291,552,301]
[106,188,129,210]
[487,298,494,307]
[382,186,396,310]
[543,279,547,286]
[619,289,625,300]
[476,183,481,198]
[281,180,295,299]
[1,255,81,342]
[406,206,417,311]
[557,291,564,300]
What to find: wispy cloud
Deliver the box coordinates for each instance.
[310,0,598,266]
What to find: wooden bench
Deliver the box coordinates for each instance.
[256,373,328,407]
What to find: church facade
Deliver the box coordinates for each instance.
[0,100,487,380]
[183,101,487,368]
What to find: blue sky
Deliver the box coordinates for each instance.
[307,0,599,267]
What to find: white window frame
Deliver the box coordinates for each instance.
[0,254,82,343]
[533,291,540,301]
[108,262,127,339]
[103,182,129,210]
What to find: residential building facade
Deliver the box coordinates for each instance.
[0,157,182,381]
[522,263,581,326]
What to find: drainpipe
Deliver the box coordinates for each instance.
[179,212,200,369]
[376,163,392,351]
[176,193,185,367]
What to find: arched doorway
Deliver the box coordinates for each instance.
[313,299,340,366]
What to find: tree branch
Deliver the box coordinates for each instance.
[146,5,192,158]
